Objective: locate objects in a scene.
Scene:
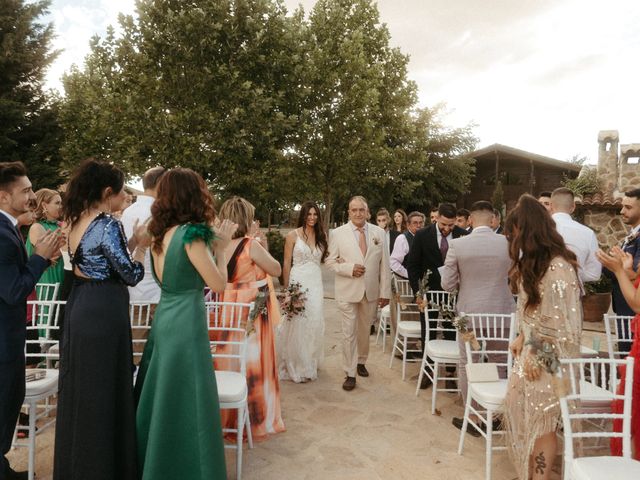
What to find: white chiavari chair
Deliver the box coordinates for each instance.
[14,300,64,480]
[457,313,515,480]
[559,356,640,479]
[206,300,255,480]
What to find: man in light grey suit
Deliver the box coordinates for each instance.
[440,200,515,435]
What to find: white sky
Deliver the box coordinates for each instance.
[45,0,640,163]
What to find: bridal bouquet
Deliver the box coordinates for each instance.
[279,282,308,320]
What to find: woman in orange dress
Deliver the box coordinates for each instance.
[215,196,285,441]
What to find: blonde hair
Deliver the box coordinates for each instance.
[218,196,255,239]
[34,188,60,221]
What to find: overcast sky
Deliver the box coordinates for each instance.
[46,0,640,163]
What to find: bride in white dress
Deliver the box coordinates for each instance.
[277,202,327,383]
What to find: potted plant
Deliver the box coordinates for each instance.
[582,276,612,323]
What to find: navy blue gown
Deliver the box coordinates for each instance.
[54,213,144,480]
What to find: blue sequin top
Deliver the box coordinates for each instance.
[70,213,145,285]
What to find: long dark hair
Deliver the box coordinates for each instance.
[148,168,216,254]
[297,201,329,263]
[504,194,578,313]
[63,158,125,226]
[393,209,408,232]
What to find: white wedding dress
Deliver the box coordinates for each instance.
[277,233,325,383]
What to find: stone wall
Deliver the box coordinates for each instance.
[580,206,626,249]
[619,143,640,192]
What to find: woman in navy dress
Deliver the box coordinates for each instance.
[54,159,149,480]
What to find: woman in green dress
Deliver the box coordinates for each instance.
[26,188,64,294]
[135,168,237,480]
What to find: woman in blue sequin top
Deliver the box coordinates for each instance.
[53,159,149,480]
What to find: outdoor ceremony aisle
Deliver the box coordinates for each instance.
[9,296,525,480]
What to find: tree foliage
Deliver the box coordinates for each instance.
[0,0,63,188]
[59,0,478,223]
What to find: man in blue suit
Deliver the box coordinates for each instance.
[0,162,62,480]
[604,188,640,354]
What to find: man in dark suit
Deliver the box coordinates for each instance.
[603,188,640,353]
[0,162,62,480]
[406,203,469,388]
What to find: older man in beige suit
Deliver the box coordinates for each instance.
[440,200,515,435]
[326,196,391,391]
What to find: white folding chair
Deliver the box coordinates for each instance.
[129,301,155,365]
[206,301,254,480]
[33,282,60,340]
[426,290,456,311]
[457,313,515,480]
[415,306,460,414]
[14,300,64,480]
[559,356,640,479]
[375,304,391,352]
[604,314,634,360]
[388,278,421,380]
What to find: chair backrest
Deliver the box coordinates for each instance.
[604,314,634,359]
[206,301,254,375]
[559,356,635,464]
[129,302,156,360]
[425,290,457,311]
[463,313,515,373]
[394,277,413,297]
[35,282,60,302]
[25,300,64,363]
[423,307,458,340]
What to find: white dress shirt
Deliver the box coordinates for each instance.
[121,195,161,303]
[390,233,411,278]
[552,212,601,283]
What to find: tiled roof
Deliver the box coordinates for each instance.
[578,191,622,207]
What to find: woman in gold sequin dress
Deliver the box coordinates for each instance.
[503,195,582,480]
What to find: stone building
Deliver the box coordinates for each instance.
[577,130,640,248]
[458,143,581,211]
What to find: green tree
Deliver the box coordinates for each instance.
[0,0,63,188]
[61,0,304,213]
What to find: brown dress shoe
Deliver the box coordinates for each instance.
[356,364,369,377]
[343,376,356,391]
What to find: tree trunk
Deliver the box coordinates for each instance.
[323,187,332,231]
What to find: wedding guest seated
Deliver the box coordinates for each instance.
[390,211,425,280]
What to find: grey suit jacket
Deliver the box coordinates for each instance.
[440,226,515,314]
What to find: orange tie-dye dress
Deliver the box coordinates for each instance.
[213,237,285,441]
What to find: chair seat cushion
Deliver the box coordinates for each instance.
[469,379,507,409]
[580,344,598,357]
[570,456,640,479]
[397,321,421,336]
[380,305,391,318]
[215,370,247,404]
[25,370,58,397]
[49,343,59,355]
[426,339,460,360]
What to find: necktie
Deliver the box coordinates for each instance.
[440,233,449,260]
[357,227,367,256]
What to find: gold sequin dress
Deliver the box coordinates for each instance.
[504,257,582,479]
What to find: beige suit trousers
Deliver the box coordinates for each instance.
[338,296,378,377]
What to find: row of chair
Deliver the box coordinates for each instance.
[378,277,639,479]
[18,293,255,480]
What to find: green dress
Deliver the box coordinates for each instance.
[26,219,64,295]
[135,224,227,479]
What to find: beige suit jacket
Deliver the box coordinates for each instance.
[440,226,515,314]
[326,222,391,303]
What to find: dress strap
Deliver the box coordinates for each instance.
[227,237,250,280]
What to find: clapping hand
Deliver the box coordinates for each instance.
[132,218,152,249]
[213,219,238,252]
[34,229,65,261]
[596,246,632,273]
